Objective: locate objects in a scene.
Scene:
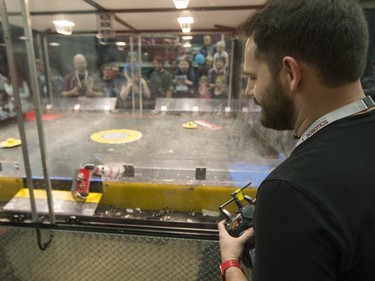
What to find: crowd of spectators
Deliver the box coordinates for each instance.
[50,35,234,110]
[0,35,233,118]
[1,33,374,117]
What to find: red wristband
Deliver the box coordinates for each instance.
[219,259,243,281]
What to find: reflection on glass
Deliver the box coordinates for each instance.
[0,8,297,227]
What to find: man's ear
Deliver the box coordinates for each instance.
[281,56,301,92]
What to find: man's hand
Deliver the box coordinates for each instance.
[61,86,80,97]
[218,220,254,261]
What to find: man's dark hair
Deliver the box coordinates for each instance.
[240,0,369,88]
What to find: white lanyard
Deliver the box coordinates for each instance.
[75,71,88,88]
[294,96,375,148]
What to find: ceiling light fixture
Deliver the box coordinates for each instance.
[173,0,190,9]
[180,24,191,33]
[182,35,193,40]
[53,20,75,35]
[48,42,60,47]
[177,17,194,33]
[177,17,194,24]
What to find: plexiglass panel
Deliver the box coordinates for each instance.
[0,0,296,227]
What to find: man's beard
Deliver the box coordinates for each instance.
[256,75,295,130]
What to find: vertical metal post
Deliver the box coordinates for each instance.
[41,34,53,105]
[129,35,135,112]
[0,0,38,222]
[228,38,235,108]
[20,0,55,224]
[138,34,143,114]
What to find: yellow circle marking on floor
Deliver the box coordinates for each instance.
[0,138,22,148]
[182,121,198,129]
[90,129,142,144]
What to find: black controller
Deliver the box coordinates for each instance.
[219,183,255,267]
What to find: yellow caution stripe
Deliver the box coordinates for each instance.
[100,182,257,212]
[14,188,102,203]
[0,177,23,201]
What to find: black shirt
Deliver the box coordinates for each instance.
[253,110,375,281]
